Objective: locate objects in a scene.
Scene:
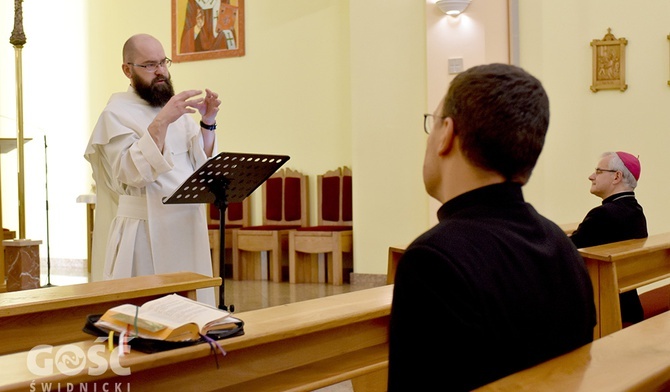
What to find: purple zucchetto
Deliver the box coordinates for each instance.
[616,151,641,181]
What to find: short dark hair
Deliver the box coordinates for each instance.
[441,63,550,184]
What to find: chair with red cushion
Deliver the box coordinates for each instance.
[289,166,352,285]
[232,168,309,282]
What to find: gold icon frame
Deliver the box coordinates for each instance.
[590,28,627,92]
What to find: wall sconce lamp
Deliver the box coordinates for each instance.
[436,0,472,16]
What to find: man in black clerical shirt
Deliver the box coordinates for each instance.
[387,64,596,391]
[570,151,647,325]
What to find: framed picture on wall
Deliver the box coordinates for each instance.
[171,0,245,63]
[590,28,627,92]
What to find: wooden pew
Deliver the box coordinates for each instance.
[386,225,578,285]
[0,272,220,355]
[0,285,392,392]
[387,225,577,284]
[387,245,406,284]
[579,232,670,338]
[558,221,579,236]
[388,231,670,339]
[387,223,577,284]
[475,309,670,391]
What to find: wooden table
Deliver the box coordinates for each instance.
[0,285,393,392]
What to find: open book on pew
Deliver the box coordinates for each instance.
[92,294,244,342]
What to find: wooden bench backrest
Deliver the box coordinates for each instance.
[578,232,670,293]
[259,167,309,227]
[0,272,220,355]
[578,232,670,262]
[475,310,670,391]
[578,232,670,338]
[0,285,393,392]
[384,232,670,339]
[317,166,353,226]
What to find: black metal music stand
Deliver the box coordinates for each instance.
[162,152,290,311]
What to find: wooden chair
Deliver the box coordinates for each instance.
[232,168,309,282]
[289,167,353,285]
[208,198,251,304]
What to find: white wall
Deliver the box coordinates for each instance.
[0,1,90,263]
[518,0,670,236]
[349,1,428,274]
[0,1,430,276]
[6,0,664,278]
[425,0,510,225]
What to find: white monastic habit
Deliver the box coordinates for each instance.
[85,86,215,305]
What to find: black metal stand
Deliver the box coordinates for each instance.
[163,151,289,311]
[43,135,55,288]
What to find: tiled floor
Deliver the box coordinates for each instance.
[39,270,381,312]
[222,278,364,312]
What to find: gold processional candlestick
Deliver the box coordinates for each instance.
[10,0,26,239]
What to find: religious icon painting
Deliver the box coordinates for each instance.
[171,0,245,62]
[590,28,627,92]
